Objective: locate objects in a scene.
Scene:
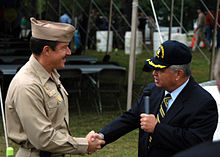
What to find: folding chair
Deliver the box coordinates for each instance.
[0,59,4,64]
[96,68,126,113]
[65,60,91,65]
[11,58,28,65]
[57,68,82,115]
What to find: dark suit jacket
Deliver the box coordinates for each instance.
[100,76,218,157]
[173,141,220,157]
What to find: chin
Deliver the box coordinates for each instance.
[155,83,162,88]
[57,64,65,69]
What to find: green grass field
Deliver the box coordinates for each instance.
[0,46,215,156]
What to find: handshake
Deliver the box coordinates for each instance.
[86,130,105,154]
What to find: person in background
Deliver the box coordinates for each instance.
[98,40,218,157]
[216,51,220,90]
[112,11,120,51]
[173,51,220,157]
[88,9,97,50]
[148,15,156,46]
[217,10,220,49]
[192,8,210,52]
[205,9,214,45]
[59,13,72,24]
[5,17,104,157]
[138,12,147,48]
[77,11,88,54]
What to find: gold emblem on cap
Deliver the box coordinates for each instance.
[45,86,49,90]
[57,95,62,102]
[156,45,165,59]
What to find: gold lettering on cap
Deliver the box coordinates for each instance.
[156,45,165,59]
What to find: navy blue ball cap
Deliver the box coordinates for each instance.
[144,40,192,70]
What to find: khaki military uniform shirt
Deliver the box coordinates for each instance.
[193,12,209,51]
[196,12,206,33]
[5,55,88,157]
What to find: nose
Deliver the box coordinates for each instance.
[152,70,157,75]
[66,47,71,55]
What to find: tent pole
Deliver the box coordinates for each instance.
[180,0,184,33]
[168,0,174,40]
[209,0,220,80]
[106,0,113,54]
[127,0,138,110]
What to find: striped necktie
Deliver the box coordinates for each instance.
[148,94,171,144]
[157,93,171,123]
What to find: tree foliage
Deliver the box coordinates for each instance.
[11,0,217,32]
[60,0,215,31]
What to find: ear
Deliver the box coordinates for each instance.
[176,70,184,81]
[42,45,51,56]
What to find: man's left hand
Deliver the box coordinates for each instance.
[140,113,157,133]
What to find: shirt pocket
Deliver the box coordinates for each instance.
[47,97,59,109]
[45,89,63,109]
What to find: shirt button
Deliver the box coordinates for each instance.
[45,86,49,90]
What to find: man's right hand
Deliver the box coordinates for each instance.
[86,130,105,154]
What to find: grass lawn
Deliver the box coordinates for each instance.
[0,46,215,156]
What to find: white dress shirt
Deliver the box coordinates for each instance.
[165,78,189,111]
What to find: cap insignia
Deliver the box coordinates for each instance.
[156,45,165,59]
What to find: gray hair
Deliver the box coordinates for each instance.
[169,63,191,77]
[215,52,220,83]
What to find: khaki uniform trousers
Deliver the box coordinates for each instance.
[16,147,64,157]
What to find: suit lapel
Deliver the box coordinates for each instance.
[150,88,164,115]
[164,76,194,123]
[164,95,184,123]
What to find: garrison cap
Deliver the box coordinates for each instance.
[30,17,75,43]
[144,40,192,70]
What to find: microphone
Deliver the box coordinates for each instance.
[143,90,151,114]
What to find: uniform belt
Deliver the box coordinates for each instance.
[16,147,39,157]
[19,147,64,157]
[20,146,38,152]
[18,148,51,157]
[39,151,65,157]
[39,151,51,157]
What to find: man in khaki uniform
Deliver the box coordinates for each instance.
[192,8,210,52]
[5,17,104,157]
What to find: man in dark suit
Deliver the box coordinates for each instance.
[98,40,218,157]
[173,49,220,157]
[173,141,220,157]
